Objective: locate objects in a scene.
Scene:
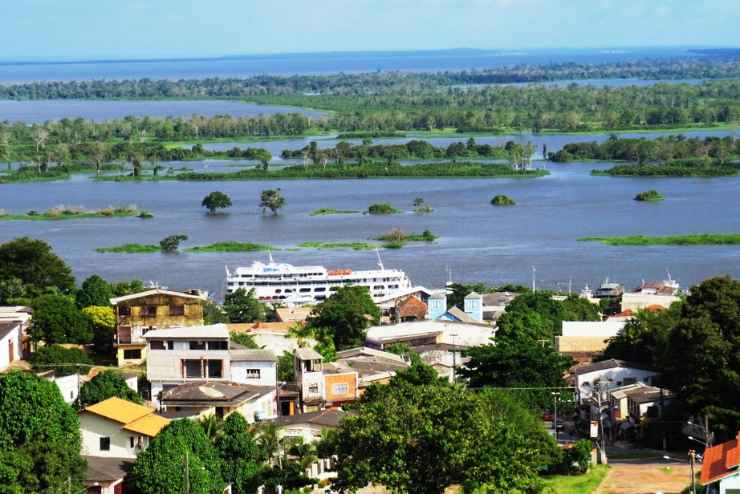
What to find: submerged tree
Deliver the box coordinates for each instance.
[201,191,233,215]
[259,189,285,215]
[159,234,188,253]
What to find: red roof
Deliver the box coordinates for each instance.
[701,431,740,485]
[645,304,666,313]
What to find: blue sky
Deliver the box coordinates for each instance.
[4,0,739,60]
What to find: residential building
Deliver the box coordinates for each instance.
[365,320,494,350]
[624,386,674,420]
[79,397,170,459]
[608,383,647,421]
[573,359,661,404]
[40,371,83,405]
[375,286,434,323]
[556,320,627,363]
[275,306,313,324]
[333,347,409,393]
[159,381,277,421]
[621,292,680,313]
[294,347,359,412]
[228,322,316,356]
[481,292,519,320]
[229,348,278,387]
[83,456,134,494]
[144,323,231,405]
[411,343,469,382]
[110,288,207,367]
[701,431,740,494]
[0,320,24,371]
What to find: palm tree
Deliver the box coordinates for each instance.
[199,414,223,441]
[257,421,281,466]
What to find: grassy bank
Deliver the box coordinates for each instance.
[541,465,609,494]
[593,162,740,177]
[0,205,150,221]
[297,242,379,251]
[309,208,360,216]
[96,162,549,181]
[578,233,740,246]
[96,244,160,254]
[374,230,438,242]
[185,241,274,253]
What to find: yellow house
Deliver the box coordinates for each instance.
[111,289,207,367]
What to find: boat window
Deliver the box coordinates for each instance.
[300,288,311,293]
[314,287,326,292]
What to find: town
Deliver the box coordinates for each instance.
[0,236,737,494]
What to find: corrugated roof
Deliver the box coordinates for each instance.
[275,409,349,428]
[83,456,133,482]
[143,323,229,339]
[230,348,277,362]
[123,413,170,437]
[701,432,740,485]
[573,359,657,376]
[110,288,207,305]
[295,347,323,360]
[444,306,479,324]
[161,381,274,404]
[83,397,154,425]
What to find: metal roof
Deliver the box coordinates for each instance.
[143,323,229,339]
[110,288,207,305]
[230,348,277,362]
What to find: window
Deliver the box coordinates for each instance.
[207,340,228,351]
[207,360,223,378]
[189,341,206,350]
[118,306,131,316]
[130,436,135,448]
[150,340,173,350]
[332,383,349,395]
[99,437,110,451]
[140,305,158,317]
[169,305,185,316]
[123,349,141,360]
[308,384,319,394]
[183,359,203,378]
[245,369,261,380]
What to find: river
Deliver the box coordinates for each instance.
[1,159,738,299]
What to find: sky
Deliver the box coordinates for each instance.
[3,0,739,60]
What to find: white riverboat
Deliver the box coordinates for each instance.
[225,253,411,304]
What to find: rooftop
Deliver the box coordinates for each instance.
[143,323,229,340]
[0,321,20,340]
[82,397,170,437]
[275,409,348,428]
[110,288,207,305]
[161,381,274,405]
[123,413,171,437]
[83,456,133,482]
[481,292,519,307]
[573,359,658,376]
[701,431,740,485]
[295,347,323,361]
[230,348,277,362]
[275,307,313,323]
[228,321,295,333]
[623,386,673,404]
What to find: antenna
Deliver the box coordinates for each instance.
[568,277,572,295]
[375,248,385,271]
[268,250,274,264]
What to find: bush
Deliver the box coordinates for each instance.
[367,203,399,215]
[78,370,141,407]
[159,234,188,253]
[634,190,665,202]
[491,194,516,206]
[29,345,93,376]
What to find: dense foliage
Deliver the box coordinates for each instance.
[215,414,263,494]
[491,194,516,206]
[634,190,665,202]
[76,274,114,308]
[78,370,141,407]
[0,237,75,297]
[82,305,116,354]
[223,288,267,323]
[30,294,93,344]
[596,160,740,177]
[201,191,232,214]
[28,345,93,376]
[259,188,285,214]
[602,276,740,436]
[306,286,380,350]
[322,382,559,493]
[159,234,188,253]
[0,371,86,493]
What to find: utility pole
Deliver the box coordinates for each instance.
[689,449,697,494]
[185,451,190,494]
[532,266,536,293]
[552,391,560,443]
[451,334,458,384]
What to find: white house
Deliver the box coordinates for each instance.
[365,320,494,349]
[0,314,26,370]
[573,359,661,404]
[229,348,278,387]
[159,381,277,422]
[83,456,134,494]
[79,397,170,459]
[144,324,231,406]
[700,431,740,494]
[561,320,626,338]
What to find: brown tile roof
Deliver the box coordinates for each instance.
[701,431,740,485]
[398,295,427,319]
[161,381,273,405]
[274,409,349,428]
[83,456,133,482]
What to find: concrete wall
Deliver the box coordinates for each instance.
[53,374,82,405]
[79,412,148,459]
[577,368,659,403]
[0,324,22,370]
[147,346,231,382]
[237,390,277,422]
[231,361,277,388]
[324,372,358,403]
[561,320,626,338]
[621,293,679,312]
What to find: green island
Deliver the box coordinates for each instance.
[0,205,150,221]
[95,243,161,254]
[367,203,400,215]
[184,241,273,253]
[296,242,378,251]
[491,194,516,206]
[95,162,548,181]
[634,190,665,202]
[578,233,740,246]
[594,160,740,177]
[374,229,438,242]
[309,208,360,216]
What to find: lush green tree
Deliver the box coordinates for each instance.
[201,191,232,215]
[601,304,681,363]
[229,331,259,349]
[259,188,285,214]
[251,149,272,170]
[277,351,295,382]
[82,305,116,354]
[30,294,92,344]
[28,345,93,376]
[132,419,224,494]
[203,301,229,324]
[78,370,141,407]
[223,288,267,323]
[215,413,263,494]
[0,237,74,295]
[159,234,188,253]
[322,384,558,493]
[307,286,380,350]
[0,277,27,305]
[76,274,113,308]
[110,279,146,296]
[446,282,489,309]
[0,371,86,492]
